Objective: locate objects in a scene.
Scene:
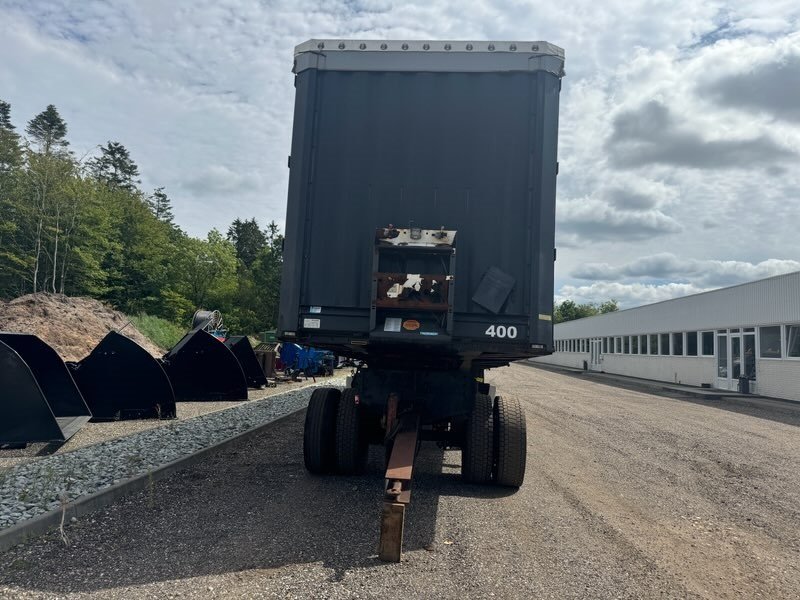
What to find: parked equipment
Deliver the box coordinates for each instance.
[253,342,278,378]
[0,332,91,447]
[161,329,248,402]
[68,331,176,421]
[224,336,268,388]
[279,39,564,561]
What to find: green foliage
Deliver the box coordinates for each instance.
[128,313,186,350]
[554,298,619,323]
[89,141,140,191]
[147,186,174,225]
[227,217,266,268]
[0,101,284,337]
[25,104,69,155]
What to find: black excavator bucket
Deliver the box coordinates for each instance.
[224,336,268,388]
[68,331,176,421]
[162,329,248,402]
[0,333,91,447]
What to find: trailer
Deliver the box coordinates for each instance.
[278,39,565,561]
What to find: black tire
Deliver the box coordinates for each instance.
[462,392,494,484]
[303,387,341,474]
[335,388,368,474]
[494,395,527,487]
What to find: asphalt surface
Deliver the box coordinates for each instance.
[1,364,798,599]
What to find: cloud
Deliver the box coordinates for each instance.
[556,281,706,308]
[571,253,800,287]
[700,53,800,122]
[557,176,682,244]
[557,198,682,244]
[181,165,263,196]
[606,100,795,169]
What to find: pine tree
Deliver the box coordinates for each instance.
[0,100,15,130]
[25,104,69,155]
[226,217,266,268]
[147,186,175,224]
[0,100,23,179]
[89,141,140,191]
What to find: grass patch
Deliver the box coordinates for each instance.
[129,313,185,350]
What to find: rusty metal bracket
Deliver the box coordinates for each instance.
[379,413,419,562]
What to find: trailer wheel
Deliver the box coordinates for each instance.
[335,388,368,474]
[493,395,527,487]
[303,387,341,474]
[462,392,494,484]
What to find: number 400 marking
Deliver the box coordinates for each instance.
[485,325,518,339]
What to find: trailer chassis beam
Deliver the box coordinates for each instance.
[378,412,419,562]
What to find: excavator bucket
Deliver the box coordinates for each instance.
[162,329,248,402]
[0,333,91,447]
[68,331,176,421]
[224,336,268,388]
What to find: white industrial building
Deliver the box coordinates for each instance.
[535,271,800,402]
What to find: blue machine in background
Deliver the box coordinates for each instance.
[279,343,335,377]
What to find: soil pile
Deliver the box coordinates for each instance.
[0,294,164,361]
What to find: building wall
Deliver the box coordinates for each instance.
[535,353,715,386]
[756,359,800,402]
[535,272,800,402]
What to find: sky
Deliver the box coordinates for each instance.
[1,0,799,308]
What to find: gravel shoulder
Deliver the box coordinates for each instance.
[1,363,798,599]
[0,376,337,472]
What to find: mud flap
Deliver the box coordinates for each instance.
[0,333,91,446]
[162,329,248,402]
[224,336,268,388]
[69,331,176,421]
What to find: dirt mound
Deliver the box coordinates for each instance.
[0,294,165,361]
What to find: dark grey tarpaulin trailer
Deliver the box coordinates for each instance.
[0,333,91,447]
[278,39,564,560]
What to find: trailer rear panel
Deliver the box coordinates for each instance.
[279,40,564,369]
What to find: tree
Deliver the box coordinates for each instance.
[599,299,619,314]
[89,141,140,191]
[0,100,13,130]
[0,100,23,184]
[226,217,267,268]
[554,298,619,323]
[25,104,69,155]
[147,187,175,225]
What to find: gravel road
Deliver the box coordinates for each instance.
[2,363,798,599]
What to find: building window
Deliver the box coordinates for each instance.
[787,325,800,358]
[603,337,608,353]
[631,335,638,354]
[686,332,698,356]
[614,337,621,353]
[639,335,647,354]
[672,333,683,355]
[701,331,714,356]
[759,326,782,358]
[623,336,630,354]
[660,333,669,355]
[649,334,658,355]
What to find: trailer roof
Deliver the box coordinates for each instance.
[294,39,565,76]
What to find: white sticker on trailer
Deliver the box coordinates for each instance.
[303,318,321,329]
